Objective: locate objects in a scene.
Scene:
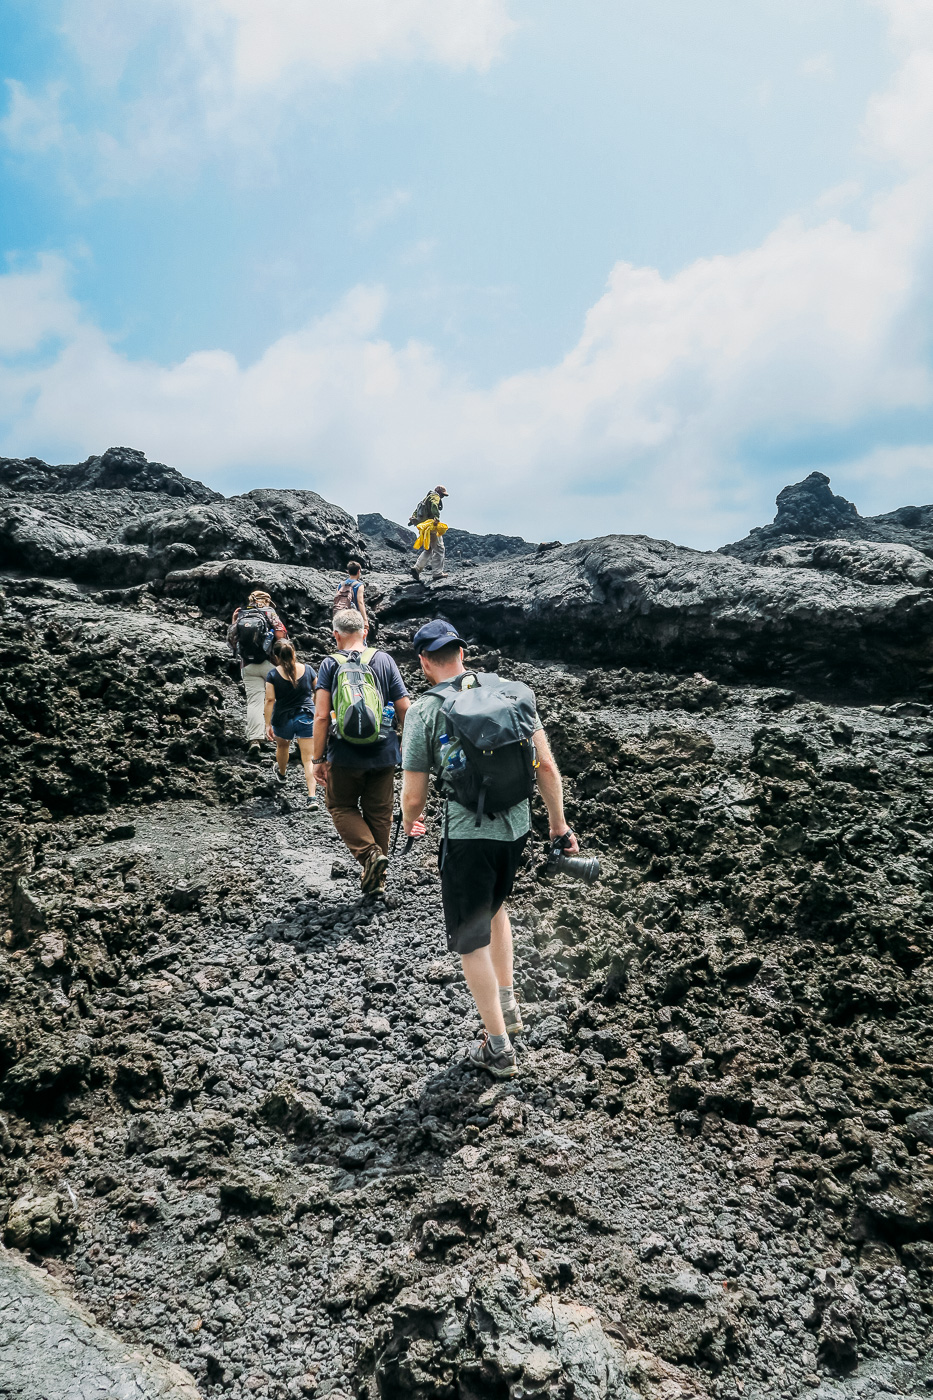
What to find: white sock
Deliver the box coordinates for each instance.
[498,984,516,1010]
[488,1031,511,1054]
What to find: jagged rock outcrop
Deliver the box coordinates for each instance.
[723,470,933,562]
[382,534,933,697]
[0,445,219,502]
[358,512,417,570]
[1,454,367,587]
[373,1263,639,1399]
[119,490,366,576]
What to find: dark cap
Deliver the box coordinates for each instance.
[413,619,465,654]
[434,485,449,496]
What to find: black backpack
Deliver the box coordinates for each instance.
[431,673,538,825]
[235,607,275,664]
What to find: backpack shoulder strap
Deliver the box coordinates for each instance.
[360,647,377,665]
[426,672,481,703]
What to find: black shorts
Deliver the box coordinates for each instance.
[439,834,529,955]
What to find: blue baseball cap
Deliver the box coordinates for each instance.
[412,619,466,654]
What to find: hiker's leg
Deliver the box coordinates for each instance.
[423,534,439,574]
[433,532,447,574]
[440,839,506,1034]
[360,768,394,856]
[325,766,377,864]
[296,736,316,798]
[461,947,507,1036]
[241,662,268,741]
[274,737,290,777]
[489,904,514,991]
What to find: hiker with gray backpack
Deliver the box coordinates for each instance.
[310,608,410,894]
[400,619,578,1079]
[227,589,288,762]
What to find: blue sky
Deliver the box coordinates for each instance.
[2,0,932,546]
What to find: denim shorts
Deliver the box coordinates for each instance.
[272,711,315,741]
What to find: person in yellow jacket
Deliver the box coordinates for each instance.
[409,485,449,580]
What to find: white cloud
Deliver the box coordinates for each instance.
[210,0,515,84]
[865,0,933,167]
[57,0,515,85]
[3,2,933,546]
[1,0,515,181]
[0,255,80,354]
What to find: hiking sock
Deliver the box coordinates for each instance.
[488,1032,511,1055]
[498,985,516,1011]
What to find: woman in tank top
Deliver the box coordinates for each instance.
[263,639,319,808]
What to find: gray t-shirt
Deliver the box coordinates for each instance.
[401,676,540,841]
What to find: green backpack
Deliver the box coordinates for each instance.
[330,648,384,745]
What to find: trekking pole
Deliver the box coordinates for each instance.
[390,810,403,855]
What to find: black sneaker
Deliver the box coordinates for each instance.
[273,766,288,786]
[467,1033,517,1079]
[247,742,262,763]
[361,849,389,893]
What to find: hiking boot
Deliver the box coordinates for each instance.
[307,794,320,811]
[273,766,288,786]
[247,742,262,763]
[361,849,389,893]
[433,572,449,580]
[502,1001,524,1036]
[467,1033,517,1079]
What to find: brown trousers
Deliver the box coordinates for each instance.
[325,765,395,865]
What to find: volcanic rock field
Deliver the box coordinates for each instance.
[2,450,933,1400]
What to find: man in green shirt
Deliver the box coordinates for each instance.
[401,619,578,1078]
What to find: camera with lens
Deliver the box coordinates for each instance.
[543,829,600,885]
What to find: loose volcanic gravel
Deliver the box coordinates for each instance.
[3,583,933,1400]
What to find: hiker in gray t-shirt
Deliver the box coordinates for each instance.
[401,619,577,1080]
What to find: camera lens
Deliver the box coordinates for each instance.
[549,851,601,884]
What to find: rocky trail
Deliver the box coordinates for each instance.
[3,451,933,1400]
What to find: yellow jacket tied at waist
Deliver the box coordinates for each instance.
[414,520,448,552]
